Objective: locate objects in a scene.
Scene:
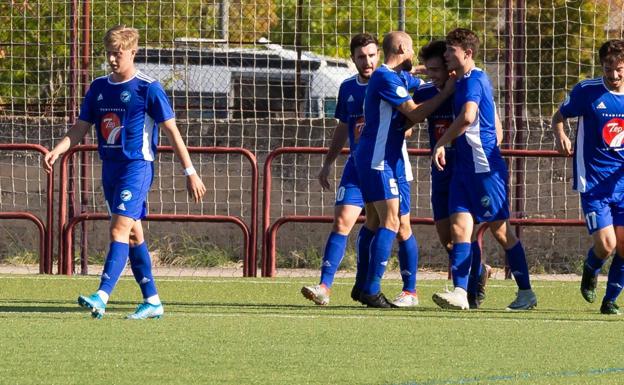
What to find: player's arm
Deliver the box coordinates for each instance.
[432,101,478,171]
[42,119,91,173]
[396,76,455,124]
[552,109,573,156]
[318,121,348,191]
[495,111,503,146]
[160,118,207,203]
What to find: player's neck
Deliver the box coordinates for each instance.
[357,74,369,84]
[603,76,624,93]
[456,61,475,78]
[110,66,137,83]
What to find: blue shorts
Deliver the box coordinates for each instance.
[431,179,451,221]
[398,180,411,216]
[102,159,153,220]
[581,190,624,234]
[335,157,364,208]
[448,169,509,223]
[356,166,400,204]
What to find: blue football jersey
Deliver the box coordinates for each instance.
[356,64,422,180]
[413,82,455,183]
[452,68,506,174]
[334,75,367,154]
[79,71,175,162]
[560,77,624,193]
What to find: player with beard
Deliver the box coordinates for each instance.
[354,31,455,307]
[553,39,624,314]
[431,28,536,311]
[42,25,206,319]
[301,33,421,307]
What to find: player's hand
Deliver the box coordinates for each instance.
[317,164,331,191]
[554,132,573,156]
[42,151,60,174]
[410,64,426,75]
[186,174,206,203]
[441,74,456,96]
[432,145,446,171]
[404,128,413,138]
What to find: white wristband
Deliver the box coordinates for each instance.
[183,166,196,176]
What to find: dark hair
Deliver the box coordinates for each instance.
[419,40,446,63]
[350,33,378,56]
[599,39,624,65]
[446,28,480,57]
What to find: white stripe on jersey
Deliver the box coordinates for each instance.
[136,71,156,83]
[417,82,436,90]
[580,78,602,88]
[371,99,393,170]
[464,112,490,173]
[142,113,155,161]
[401,140,413,181]
[575,116,587,192]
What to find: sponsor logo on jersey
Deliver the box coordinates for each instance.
[433,119,452,141]
[120,90,131,103]
[116,203,126,211]
[120,189,133,202]
[97,93,103,101]
[602,117,624,148]
[100,112,122,144]
[480,195,491,207]
[596,101,607,109]
[347,95,355,102]
[354,116,365,143]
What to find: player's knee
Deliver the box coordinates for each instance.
[332,220,352,235]
[598,235,617,256]
[382,214,400,232]
[397,224,412,241]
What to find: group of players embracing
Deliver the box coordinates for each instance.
[303,29,624,315]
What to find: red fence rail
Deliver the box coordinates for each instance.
[0,144,54,274]
[58,145,258,276]
[261,146,578,277]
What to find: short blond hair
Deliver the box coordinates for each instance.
[103,25,139,50]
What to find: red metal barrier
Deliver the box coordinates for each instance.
[59,145,258,276]
[0,144,54,274]
[262,146,575,278]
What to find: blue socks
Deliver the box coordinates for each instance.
[604,255,624,303]
[129,242,158,300]
[506,241,531,290]
[98,241,129,296]
[467,241,482,297]
[398,235,418,293]
[364,227,397,295]
[319,232,349,288]
[585,248,605,275]
[354,226,374,291]
[450,242,472,290]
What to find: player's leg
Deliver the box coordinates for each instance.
[599,198,624,314]
[301,203,361,305]
[489,219,536,310]
[391,181,419,307]
[359,197,400,308]
[352,203,378,302]
[77,214,133,319]
[126,220,164,319]
[580,194,616,303]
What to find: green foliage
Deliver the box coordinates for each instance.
[150,233,240,267]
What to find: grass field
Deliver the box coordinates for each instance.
[1,274,624,385]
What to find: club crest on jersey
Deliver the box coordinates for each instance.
[396,86,408,98]
[480,195,491,207]
[120,190,132,202]
[602,118,624,148]
[120,90,131,103]
[433,119,452,141]
[100,112,121,144]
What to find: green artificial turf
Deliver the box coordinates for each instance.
[0,275,623,385]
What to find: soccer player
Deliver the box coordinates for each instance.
[42,25,206,319]
[414,40,492,309]
[300,33,420,308]
[552,39,624,315]
[431,28,537,310]
[355,31,455,307]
